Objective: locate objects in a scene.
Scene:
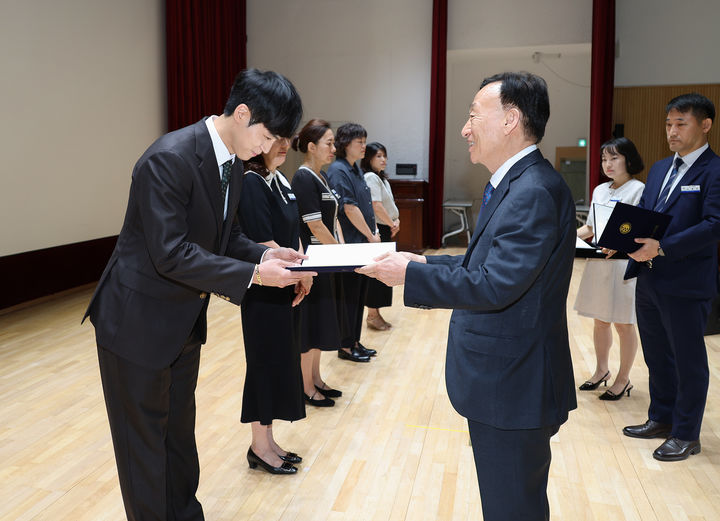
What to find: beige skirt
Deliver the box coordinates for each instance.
[574,259,637,324]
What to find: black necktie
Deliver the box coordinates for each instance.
[653,157,683,212]
[220,159,233,209]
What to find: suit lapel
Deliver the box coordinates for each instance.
[661,148,713,213]
[645,156,675,210]
[463,150,544,265]
[194,121,224,236]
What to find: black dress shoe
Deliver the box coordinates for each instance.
[653,437,701,462]
[315,384,342,398]
[599,381,633,401]
[279,451,302,464]
[622,419,672,439]
[578,370,610,391]
[338,347,370,362]
[304,391,335,407]
[247,448,297,474]
[357,342,377,357]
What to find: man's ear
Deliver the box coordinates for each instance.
[234,103,250,124]
[504,107,521,135]
[701,117,712,135]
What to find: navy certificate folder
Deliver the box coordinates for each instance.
[596,202,673,254]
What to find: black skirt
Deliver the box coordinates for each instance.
[240,285,305,425]
[365,224,394,308]
[298,272,342,352]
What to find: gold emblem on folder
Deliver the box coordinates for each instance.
[619,222,632,234]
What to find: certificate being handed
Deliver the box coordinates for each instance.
[288,242,397,272]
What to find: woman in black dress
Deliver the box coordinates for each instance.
[291,119,345,407]
[237,137,312,475]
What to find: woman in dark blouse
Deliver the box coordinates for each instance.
[291,119,345,407]
[327,123,378,363]
[237,137,312,475]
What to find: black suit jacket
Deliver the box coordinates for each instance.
[404,150,577,429]
[84,119,267,368]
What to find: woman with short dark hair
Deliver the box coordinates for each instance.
[361,142,399,331]
[574,137,645,401]
[327,123,377,362]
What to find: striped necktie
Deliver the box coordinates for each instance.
[653,157,684,212]
[220,159,233,214]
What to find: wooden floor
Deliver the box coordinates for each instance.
[1,250,719,520]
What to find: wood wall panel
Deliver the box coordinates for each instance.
[612,85,720,183]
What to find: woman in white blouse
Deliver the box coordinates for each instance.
[574,137,645,401]
[361,142,400,330]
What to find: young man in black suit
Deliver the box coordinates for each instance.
[84,69,312,521]
[623,93,720,461]
[359,72,577,521]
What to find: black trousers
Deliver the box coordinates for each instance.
[338,272,368,348]
[365,224,394,309]
[635,277,712,440]
[468,419,559,521]
[97,342,204,521]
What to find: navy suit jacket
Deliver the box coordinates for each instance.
[83,119,267,369]
[624,147,720,299]
[404,150,577,429]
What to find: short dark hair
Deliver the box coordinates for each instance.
[666,93,715,123]
[223,68,303,138]
[291,119,332,153]
[479,71,550,143]
[334,123,367,159]
[361,142,388,181]
[600,137,644,176]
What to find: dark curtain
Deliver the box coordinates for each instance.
[428,0,448,248]
[588,0,615,194]
[166,0,247,131]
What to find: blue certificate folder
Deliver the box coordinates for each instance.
[596,202,673,254]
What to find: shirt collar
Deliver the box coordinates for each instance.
[674,142,708,170]
[205,116,235,172]
[489,144,538,188]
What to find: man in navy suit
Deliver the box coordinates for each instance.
[359,72,576,521]
[84,70,312,521]
[622,93,720,461]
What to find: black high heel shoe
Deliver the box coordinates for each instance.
[599,381,633,401]
[279,451,302,464]
[247,448,297,475]
[578,371,610,391]
[304,391,335,407]
[315,384,342,398]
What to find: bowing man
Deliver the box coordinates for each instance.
[83,69,312,521]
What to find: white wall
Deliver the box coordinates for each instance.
[0,0,165,256]
[443,0,593,221]
[448,0,592,50]
[445,44,591,215]
[615,0,720,86]
[246,0,432,180]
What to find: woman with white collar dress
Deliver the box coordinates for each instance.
[574,137,645,401]
[237,138,312,475]
[291,119,345,407]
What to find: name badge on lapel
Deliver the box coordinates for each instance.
[681,185,700,193]
[287,192,296,200]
